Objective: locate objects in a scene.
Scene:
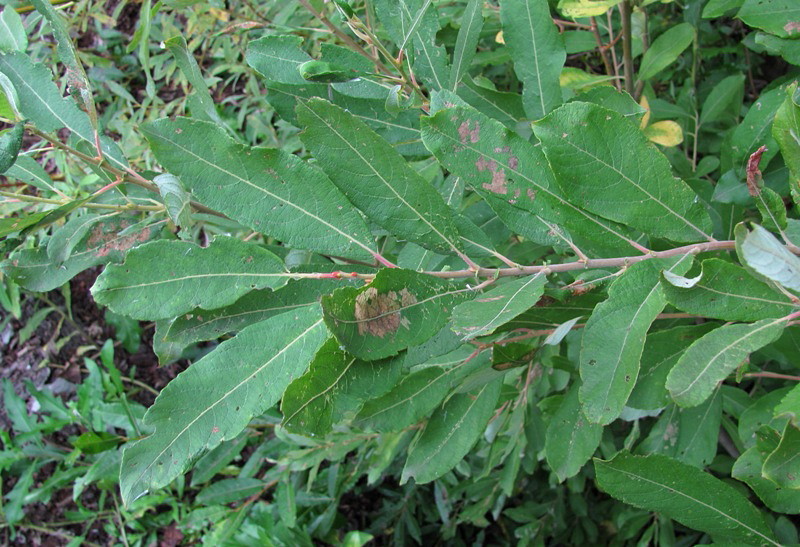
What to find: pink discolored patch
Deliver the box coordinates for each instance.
[508,156,519,169]
[785,21,800,35]
[483,169,508,194]
[458,120,480,143]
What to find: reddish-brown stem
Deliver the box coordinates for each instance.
[743,372,800,382]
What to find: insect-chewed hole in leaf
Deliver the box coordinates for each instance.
[354,287,417,338]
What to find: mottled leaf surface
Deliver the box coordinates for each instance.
[534,102,713,243]
[595,452,778,545]
[322,269,471,360]
[142,117,377,261]
[422,105,640,255]
[120,306,327,506]
[92,237,288,320]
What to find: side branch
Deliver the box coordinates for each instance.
[427,240,737,279]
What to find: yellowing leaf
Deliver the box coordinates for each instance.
[558,0,624,17]
[559,67,615,92]
[643,120,684,147]
[639,95,651,128]
[495,30,504,44]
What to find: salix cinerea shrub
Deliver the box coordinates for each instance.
[2,0,800,542]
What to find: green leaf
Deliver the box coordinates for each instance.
[580,257,691,425]
[0,122,23,173]
[595,452,778,545]
[164,277,351,355]
[738,0,800,38]
[733,446,800,514]
[700,74,745,125]
[628,324,719,410]
[533,101,714,243]
[500,0,565,120]
[245,35,313,85]
[142,117,377,261]
[281,339,403,437]
[73,431,123,455]
[356,345,486,432]
[545,382,603,481]
[92,236,288,320]
[456,78,526,128]
[374,0,449,91]
[558,0,623,17]
[0,7,27,53]
[46,213,105,263]
[451,274,547,340]
[0,52,127,170]
[726,85,785,175]
[637,391,722,467]
[637,23,695,82]
[422,104,640,255]
[449,0,483,91]
[740,224,800,292]
[195,478,265,505]
[661,258,797,321]
[401,373,502,484]
[297,98,464,256]
[666,317,788,407]
[763,422,800,489]
[164,35,227,128]
[4,155,58,194]
[4,216,160,292]
[119,306,327,505]
[773,84,800,204]
[703,0,745,18]
[322,269,471,360]
[30,0,98,131]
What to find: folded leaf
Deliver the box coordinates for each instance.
[666,317,787,407]
[323,269,471,360]
[500,0,565,120]
[119,306,327,505]
[595,452,778,545]
[733,446,800,514]
[142,117,377,261]
[92,236,289,320]
[534,101,713,243]
[297,98,464,256]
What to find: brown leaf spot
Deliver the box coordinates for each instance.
[91,225,152,257]
[527,189,537,200]
[475,157,496,172]
[508,156,519,169]
[355,287,417,338]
